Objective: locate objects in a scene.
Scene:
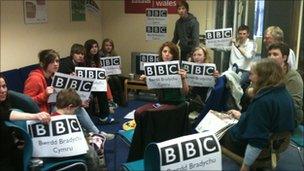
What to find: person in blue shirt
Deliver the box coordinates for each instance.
[221,58,295,171]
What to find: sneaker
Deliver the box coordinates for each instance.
[99,116,115,125]
[99,131,115,140]
[108,101,118,109]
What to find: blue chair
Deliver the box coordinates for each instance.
[290,124,304,166]
[2,69,24,92]
[6,91,88,171]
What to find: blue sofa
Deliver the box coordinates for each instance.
[1,64,39,93]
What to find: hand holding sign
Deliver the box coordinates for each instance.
[35,112,51,124]
[46,86,54,96]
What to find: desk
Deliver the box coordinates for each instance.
[124,79,149,102]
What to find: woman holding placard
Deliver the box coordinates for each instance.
[221,58,295,171]
[99,38,125,107]
[0,74,51,170]
[187,46,219,112]
[84,39,115,124]
[140,41,189,105]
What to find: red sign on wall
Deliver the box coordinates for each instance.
[125,0,181,14]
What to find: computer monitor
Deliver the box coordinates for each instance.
[131,52,159,75]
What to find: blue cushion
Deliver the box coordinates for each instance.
[18,64,39,92]
[121,159,144,171]
[117,129,134,145]
[291,125,304,147]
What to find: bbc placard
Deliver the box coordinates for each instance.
[146,8,168,41]
[205,28,232,48]
[75,67,107,92]
[139,53,159,71]
[27,115,89,157]
[144,61,182,89]
[182,61,216,87]
[100,56,122,76]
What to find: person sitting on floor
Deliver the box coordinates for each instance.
[0,74,51,170]
[25,48,114,140]
[221,58,295,171]
[186,46,219,113]
[52,88,104,170]
[99,38,125,107]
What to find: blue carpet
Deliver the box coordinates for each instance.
[94,100,304,171]
[96,100,149,171]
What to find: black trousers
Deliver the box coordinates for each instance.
[88,92,110,119]
[108,75,125,106]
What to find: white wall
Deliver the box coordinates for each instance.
[1,0,216,75]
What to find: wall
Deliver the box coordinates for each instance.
[1,0,216,75]
[100,0,216,75]
[0,0,103,71]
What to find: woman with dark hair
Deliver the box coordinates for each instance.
[84,39,115,124]
[221,58,295,171]
[99,38,125,106]
[24,49,60,112]
[0,74,51,170]
[140,41,189,104]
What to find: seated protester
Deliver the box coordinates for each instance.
[221,58,295,171]
[84,39,115,124]
[99,38,125,106]
[24,49,59,113]
[267,42,303,126]
[58,44,115,139]
[52,88,103,170]
[187,46,219,112]
[25,49,114,140]
[0,74,51,170]
[139,41,189,110]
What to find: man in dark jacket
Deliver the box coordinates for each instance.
[172,1,199,61]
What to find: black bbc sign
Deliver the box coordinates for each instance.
[140,54,159,63]
[52,74,94,92]
[146,9,167,17]
[146,26,167,33]
[182,63,215,76]
[75,68,106,80]
[145,63,179,76]
[205,29,232,39]
[28,118,81,137]
[100,57,120,67]
[160,135,219,166]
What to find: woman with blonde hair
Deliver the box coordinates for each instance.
[222,58,295,171]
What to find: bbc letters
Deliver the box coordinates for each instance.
[151,132,221,170]
[139,53,159,71]
[52,72,94,101]
[146,8,168,41]
[205,28,232,48]
[144,61,182,89]
[100,56,122,75]
[27,115,89,157]
[75,67,107,92]
[182,61,216,87]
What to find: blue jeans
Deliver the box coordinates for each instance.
[75,107,99,133]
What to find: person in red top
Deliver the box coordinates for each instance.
[24,49,60,112]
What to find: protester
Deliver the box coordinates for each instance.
[264,26,297,69]
[84,39,115,124]
[221,58,295,171]
[267,42,303,125]
[187,46,219,112]
[58,44,115,139]
[140,41,189,104]
[99,38,125,106]
[0,74,51,170]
